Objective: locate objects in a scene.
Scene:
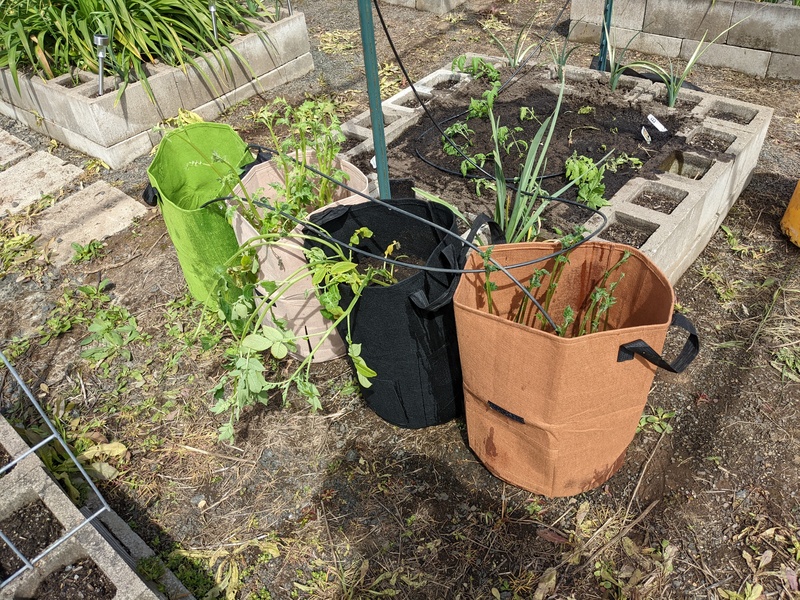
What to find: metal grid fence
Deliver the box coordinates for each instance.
[0,349,111,589]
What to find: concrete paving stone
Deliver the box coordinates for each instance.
[25,181,149,266]
[0,152,82,215]
[0,130,32,167]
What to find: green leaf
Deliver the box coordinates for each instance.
[270,342,288,360]
[241,334,272,352]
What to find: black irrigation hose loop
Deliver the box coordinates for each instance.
[214,148,608,330]
[372,0,570,184]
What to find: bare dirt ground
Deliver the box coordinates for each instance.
[2,0,800,598]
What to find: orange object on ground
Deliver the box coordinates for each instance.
[780,180,800,247]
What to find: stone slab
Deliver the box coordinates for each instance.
[0,152,82,215]
[0,131,32,167]
[25,182,149,266]
[679,39,771,78]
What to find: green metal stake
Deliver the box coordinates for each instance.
[357,0,391,200]
[597,0,614,72]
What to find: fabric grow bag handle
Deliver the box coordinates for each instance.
[617,312,699,373]
[409,214,504,313]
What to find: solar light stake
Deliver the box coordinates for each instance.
[94,34,109,97]
[209,0,218,41]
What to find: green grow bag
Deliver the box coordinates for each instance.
[147,123,254,307]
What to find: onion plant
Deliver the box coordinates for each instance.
[608,16,748,107]
[0,0,275,101]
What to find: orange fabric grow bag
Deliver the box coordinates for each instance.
[453,240,697,497]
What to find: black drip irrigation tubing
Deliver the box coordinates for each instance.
[372,0,571,184]
[207,147,610,331]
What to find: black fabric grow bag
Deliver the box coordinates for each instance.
[306,198,464,428]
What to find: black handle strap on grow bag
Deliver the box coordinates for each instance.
[617,312,700,373]
[409,214,503,313]
[142,184,159,207]
[240,145,273,177]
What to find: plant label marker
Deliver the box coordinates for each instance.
[647,114,668,133]
[641,126,652,144]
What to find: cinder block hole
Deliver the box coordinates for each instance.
[0,445,12,478]
[707,101,757,125]
[631,182,689,215]
[402,92,432,108]
[0,499,65,580]
[52,73,92,88]
[31,556,117,599]
[659,151,713,180]
[353,110,405,129]
[687,127,736,154]
[600,214,657,249]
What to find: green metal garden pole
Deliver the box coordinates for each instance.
[597,0,614,72]
[357,0,391,199]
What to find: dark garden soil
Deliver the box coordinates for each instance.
[1,0,800,598]
[0,500,64,580]
[382,70,698,226]
[32,557,116,600]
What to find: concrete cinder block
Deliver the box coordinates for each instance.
[0,151,82,215]
[679,39,770,78]
[415,0,466,15]
[0,416,39,481]
[644,0,735,42]
[570,0,644,31]
[0,450,159,599]
[24,182,149,266]
[767,52,800,80]
[729,1,800,55]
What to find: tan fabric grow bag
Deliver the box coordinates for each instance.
[230,152,369,362]
[453,240,693,497]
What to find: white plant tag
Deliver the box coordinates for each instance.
[370,155,377,169]
[647,114,668,133]
[641,126,652,144]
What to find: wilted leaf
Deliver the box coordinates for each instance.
[537,528,570,545]
[533,568,556,600]
[786,566,798,591]
[78,441,127,461]
[87,461,120,480]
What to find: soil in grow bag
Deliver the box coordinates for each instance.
[306,198,465,429]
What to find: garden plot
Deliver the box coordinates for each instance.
[342,60,772,284]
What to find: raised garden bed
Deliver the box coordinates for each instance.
[342,60,772,284]
[0,13,313,169]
